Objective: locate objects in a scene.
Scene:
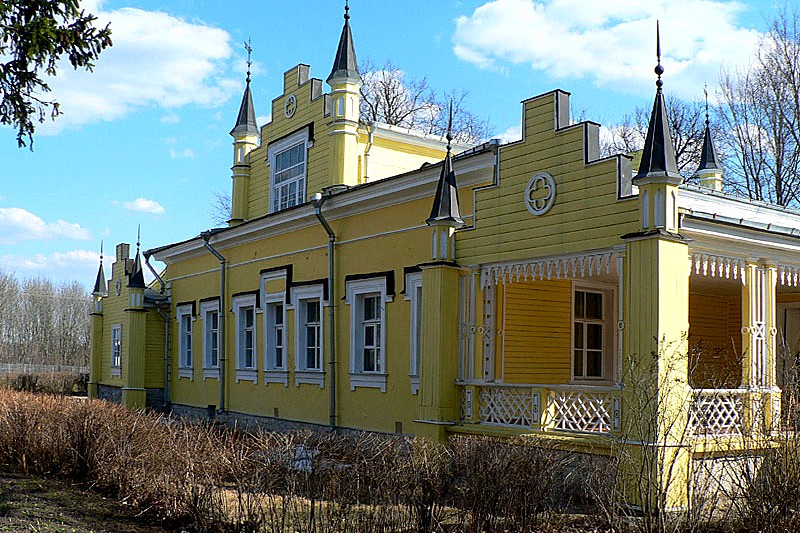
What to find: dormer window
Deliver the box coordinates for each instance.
[268,129,308,213]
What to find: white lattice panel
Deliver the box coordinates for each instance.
[690,390,744,435]
[478,387,539,428]
[549,390,612,433]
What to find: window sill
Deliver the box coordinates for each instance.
[410,375,420,395]
[110,367,121,378]
[178,367,194,380]
[350,373,387,392]
[236,369,258,383]
[203,368,220,380]
[295,371,325,388]
[264,370,289,386]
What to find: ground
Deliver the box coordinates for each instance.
[0,472,177,533]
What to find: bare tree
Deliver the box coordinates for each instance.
[717,9,800,207]
[210,190,232,226]
[601,97,712,178]
[359,60,492,143]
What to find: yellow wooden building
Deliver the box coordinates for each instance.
[89,7,800,508]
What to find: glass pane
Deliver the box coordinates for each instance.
[363,348,375,372]
[306,347,317,369]
[364,325,374,346]
[574,350,584,377]
[307,301,319,323]
[275,347,283,368]
[587,323,603,350]
[574,291,585,319]
[306,326,317,348]
[275,304,283,325]
[586,291,603,319]
[574,323,583,349]
[587,351,602,377]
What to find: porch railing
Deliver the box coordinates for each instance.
[461,384,778,437]
[689,389,745,436]
[460,382,621,435]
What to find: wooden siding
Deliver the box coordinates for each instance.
[498,279,572,384]
[459,91,639,265]
[689,292,742,388]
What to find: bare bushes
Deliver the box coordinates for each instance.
[0,371,88,395]
[0,389,606,532]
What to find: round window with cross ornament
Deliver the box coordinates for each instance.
[525,172,556,216]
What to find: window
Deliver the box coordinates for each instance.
[405,272,423,394]
[268,130,308,213]
[262,270,289,386]
[293,284,325,387]
[111,324,122,377]
[200,300,220,380]
[346,277,392,391]
[233,294,258,383]
[572,285,615,381]
[265,300,285,369]
[177,304,194,379]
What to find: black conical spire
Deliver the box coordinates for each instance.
[327,1,362,86]
[427,103,464,228]
[696,85,721,172]
[128,225,145,289]
[92,240,107,297]
[634,21,680,181]
[230,38,259,137]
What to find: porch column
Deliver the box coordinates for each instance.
[417,262,461,440]
[621,235,692,511]
[741,262,780,431]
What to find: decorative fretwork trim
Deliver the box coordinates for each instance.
[480,250,617,289]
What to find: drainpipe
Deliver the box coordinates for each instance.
[364,121,375,183]
[201,230,227,413]
[144,252,171,409]
[311,192,337,431]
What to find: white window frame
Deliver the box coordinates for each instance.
[268,129,308,213]
[292,284,325,388]
[233,294,258,383]
[405,272,423,394]
[176,304,194,380]
[200,300,220,380]
[110,323,122,377]
[346,277,392,392]
[571,282,616,383]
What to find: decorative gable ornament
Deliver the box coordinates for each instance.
[525,172,556,216]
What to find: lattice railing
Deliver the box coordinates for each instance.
[689,389,745,436]
[547,389,615,433]
[477,386,539,428]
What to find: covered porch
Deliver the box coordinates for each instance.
[454,248,800,440]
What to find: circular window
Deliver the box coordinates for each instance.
[284,94,297,118]
[525,172,556,216]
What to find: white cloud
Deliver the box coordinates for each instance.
[453,0,761,100]
[169,147,196,159]
[123,198,166,215]
[256,114,272,127]
[0,249,111,286]
[161,112,181,124]
[37,5,241,134]
[0,208,91,244]
[495,124,522,143]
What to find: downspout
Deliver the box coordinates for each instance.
[311,192,337,431]
[144,252,171,409]
[364,121,375,183]
[201,231,227,413]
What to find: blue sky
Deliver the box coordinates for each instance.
[0,0,779,287]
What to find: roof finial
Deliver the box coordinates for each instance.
[655,20,664,90]
[446,101,453,152]
[99,239,104,262]
[136,223,141,251]
[244,38,253,84]
[704,83,710,124]
[344,0,350,21]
